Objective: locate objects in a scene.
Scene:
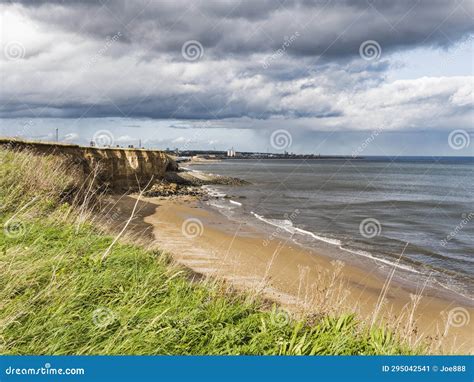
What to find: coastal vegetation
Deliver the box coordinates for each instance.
[0,148,419,355]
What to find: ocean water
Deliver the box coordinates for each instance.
[190,157,474,302]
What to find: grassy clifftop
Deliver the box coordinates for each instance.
[0,148,416,355]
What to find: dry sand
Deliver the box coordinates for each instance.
[108,194,473,354]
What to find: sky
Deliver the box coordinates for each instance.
[0,0,473,155]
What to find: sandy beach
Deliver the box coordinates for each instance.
[108,193,474,354]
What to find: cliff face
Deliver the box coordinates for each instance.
[0,139,177,190]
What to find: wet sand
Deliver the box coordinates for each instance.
[110,194,474,354]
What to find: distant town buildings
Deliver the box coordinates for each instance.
[163,148,357,161]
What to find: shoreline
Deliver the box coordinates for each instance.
[186,163,473,306]
[110,191,473,354]
[210,195,473,306]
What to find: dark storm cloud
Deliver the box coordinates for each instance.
[0,0,473,126]
[8,0,474,58]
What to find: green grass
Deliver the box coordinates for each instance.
[0,148,418,355]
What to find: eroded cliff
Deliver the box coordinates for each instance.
[0,138,177,191]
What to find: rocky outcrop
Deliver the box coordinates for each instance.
[144,180,205,198]
[0,138,177,191]
[163,169,249,186]
[143,170,250,198]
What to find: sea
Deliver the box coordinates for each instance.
[189,157,474,303]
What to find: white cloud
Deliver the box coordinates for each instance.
[116,135,135,142]
[172,136,188,144]
[63,132,78,141]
